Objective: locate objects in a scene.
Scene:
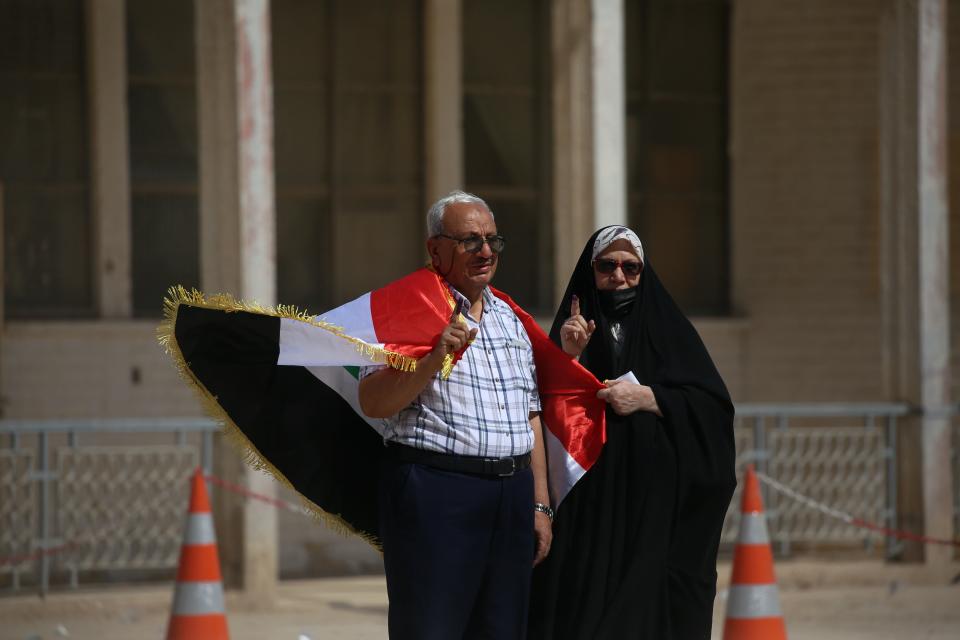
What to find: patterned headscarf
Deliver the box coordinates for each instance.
[591,226,645,264]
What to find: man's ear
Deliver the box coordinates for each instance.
[427,238,441,267]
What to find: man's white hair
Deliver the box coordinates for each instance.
[426,190,492,237]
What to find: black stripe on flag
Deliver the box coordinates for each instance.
[176,305,384,543]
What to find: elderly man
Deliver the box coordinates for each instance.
[358,191,553,640]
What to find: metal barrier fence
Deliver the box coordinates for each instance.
[723,404,960,560]
[1,406,958,595]
[720,404,914,558]
[0,419,216,595]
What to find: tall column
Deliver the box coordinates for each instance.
[552,0,627,304]
[916,0,953,567]
[879,0,952,564]
[87,0,132,318]
[552,0,593,304]
[196,0,278,600]
[424,0,463,211]
[590,0,626,230]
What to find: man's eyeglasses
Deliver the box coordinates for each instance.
[593,258,642,276]
[435,233,506,254]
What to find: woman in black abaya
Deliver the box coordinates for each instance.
[528,226,737,640]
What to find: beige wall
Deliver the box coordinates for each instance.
[729,0,885,402]
[1,322,198,419]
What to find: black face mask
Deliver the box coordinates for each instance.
[598,286,638,319]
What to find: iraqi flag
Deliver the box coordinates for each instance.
[159,267,605,546]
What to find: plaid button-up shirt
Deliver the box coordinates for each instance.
[360,286,540,458]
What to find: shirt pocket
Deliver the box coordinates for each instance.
[504,340,535,391]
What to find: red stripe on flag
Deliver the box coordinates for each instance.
[491,288,606,471]
[370,268,459,362]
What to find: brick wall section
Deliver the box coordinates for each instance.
[0,322,200,419]
[731,0,883,401]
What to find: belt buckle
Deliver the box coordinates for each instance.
[498,456,516,477]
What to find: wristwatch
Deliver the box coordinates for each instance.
[534,502,555,522]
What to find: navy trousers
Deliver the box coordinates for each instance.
[378,458,535,640]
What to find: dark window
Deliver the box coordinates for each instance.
[0,0,94,318]
[272,0,423,312]
[625,0,729,315]
[127,0,199,317]
[463,0,552,313]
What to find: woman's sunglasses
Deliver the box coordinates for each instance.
[593,258,642,276]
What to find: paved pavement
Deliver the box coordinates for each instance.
[1,561,958,639]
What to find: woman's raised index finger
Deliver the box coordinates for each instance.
[570,294,580,318]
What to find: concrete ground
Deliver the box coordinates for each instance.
[1,561,958,640]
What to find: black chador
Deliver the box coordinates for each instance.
[528,227,737,640]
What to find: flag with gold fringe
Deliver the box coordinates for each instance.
[159,267,605,547]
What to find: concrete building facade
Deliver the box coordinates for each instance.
[1,0,956,585]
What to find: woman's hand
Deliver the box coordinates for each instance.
[596,380,662,416]
[559,295,596,357]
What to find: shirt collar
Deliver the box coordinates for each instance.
[444,284,506,320]
[446,284,473,318]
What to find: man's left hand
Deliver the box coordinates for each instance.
[533,511,552,566]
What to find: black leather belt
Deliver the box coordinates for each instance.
[387,443,531,477]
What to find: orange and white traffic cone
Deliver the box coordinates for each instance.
[166,468,229,640]
[723,464,787,640]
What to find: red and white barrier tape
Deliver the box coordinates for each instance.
[0,541,80,567]
[5,470,958,567]
[755,471,960,548]
[204,473,310,515]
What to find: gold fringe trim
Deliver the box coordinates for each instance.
[157,285,386,550]
[440,353,455,379]
[425,263,476,380]
[160,285,418,373]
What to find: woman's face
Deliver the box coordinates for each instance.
[593,239,642,290]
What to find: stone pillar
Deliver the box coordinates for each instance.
[196,0,278,600]
[916,0,953,567]
[552,0,593,304]
[879,0,953,564]
[590,0,626,231]
[86,0,132,318]
[551,0,627,303]
[424,0,463,212]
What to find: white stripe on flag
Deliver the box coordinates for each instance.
[278,318,384,367]
[544,425,586,508]
[279,293,387,367]
[726,584,783,619]
[316,292,378,342]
